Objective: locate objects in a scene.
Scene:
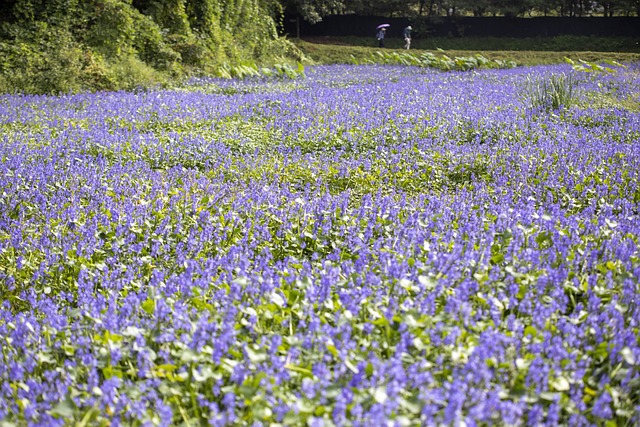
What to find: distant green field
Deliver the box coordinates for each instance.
[294,37,640,66]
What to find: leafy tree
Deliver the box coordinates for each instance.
[296,0,640,17]
[598,0,637,16]
[347,0,413,16]
[283,0,346,23]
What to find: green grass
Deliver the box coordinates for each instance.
[300,35,640,52]
[294,37,640,66]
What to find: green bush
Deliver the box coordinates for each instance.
[0,22,85,94]
[106,55,168,91]
[86,0,136,57]
[0,0,295,94]
[132,15,181,71]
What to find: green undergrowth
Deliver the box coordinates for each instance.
[357,49,517,70]
[0,0,304,94]
[294,39,640,67]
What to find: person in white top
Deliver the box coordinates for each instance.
[403,26,412,50]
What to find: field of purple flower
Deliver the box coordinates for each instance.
[1,64,639,426]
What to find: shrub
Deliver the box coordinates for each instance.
[0,22,86,94]
[105,55,168,91]
[82,0,182,72]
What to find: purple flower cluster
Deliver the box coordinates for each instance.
[1,63,639,426]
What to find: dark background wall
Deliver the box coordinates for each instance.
[283,15,640,38]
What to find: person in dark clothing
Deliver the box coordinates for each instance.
[376,27,386,48]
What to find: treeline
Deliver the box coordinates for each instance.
[286,0,640,21]
[286,15,640,39]
[0,0,300,94]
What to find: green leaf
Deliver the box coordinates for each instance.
[141,298,155,315]
[62,344,75,356]
[550,376,570,392]
[102,365,123,379]
[180,348,198,363]
[399,278,418,292]
[36,352,55,364]
[365,362,374,376]
[473,272,489,284]
[373,386,388,404]
[593,342,610,361]
[399,396,422,414]
[326,344,338,358]
[418,275,437,290]
[246,347,267,363]
[50,396,76,418]
[540,392,559,401]
[283,411,301,425]
[620,347,635,365]
[535,231,553,248]
[285,364,313,378]
[76,407,98,427]
[345,359,359,374]
[270,292,285,308]
[490,253,505,264]
[156,363,178,372]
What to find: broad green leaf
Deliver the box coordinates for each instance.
[374,386,388,404]
[620,347,635,365]
[141,298,155,315]
[270,292,285,308]
[50,397,76,418]
[345,359,359,374]
[326,344,338,358]
[550,376,570,392]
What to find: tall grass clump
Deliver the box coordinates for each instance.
[521,72,579,112]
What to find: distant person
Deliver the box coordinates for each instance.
[403,26,412,50]
[377,27,386,48]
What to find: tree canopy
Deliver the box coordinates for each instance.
[288,0,640,20]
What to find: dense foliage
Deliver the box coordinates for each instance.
[1,63,639,426]
[0,0,300,94]
[288,0,640,19]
